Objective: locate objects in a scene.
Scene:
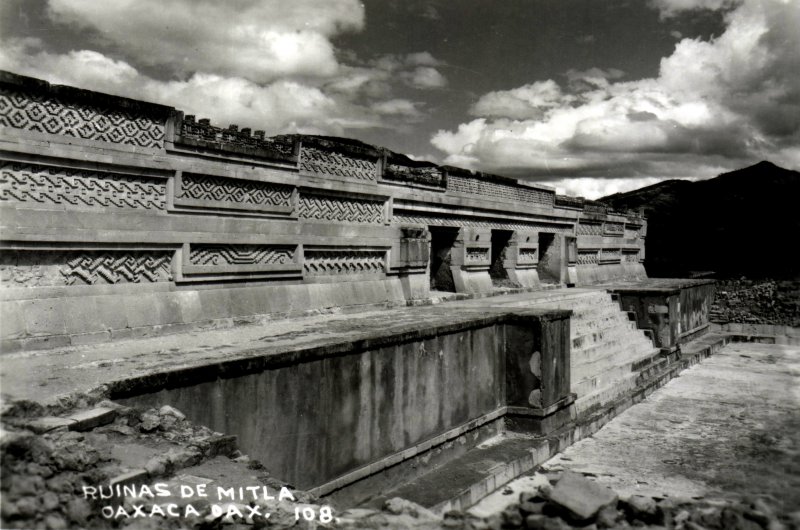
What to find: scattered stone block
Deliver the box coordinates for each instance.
[158,404,186,420]
[546,470,618,522]
[624,494,658,523]
[67,407,117,431]
[25,417,76,434]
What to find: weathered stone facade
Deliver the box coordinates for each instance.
[0,71,647,351]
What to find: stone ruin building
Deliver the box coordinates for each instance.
[7,71,791,529]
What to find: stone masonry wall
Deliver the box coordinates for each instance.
[0,71,647,351]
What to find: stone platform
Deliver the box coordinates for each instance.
[470,340,800,517]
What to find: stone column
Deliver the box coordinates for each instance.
[450,227,494,294]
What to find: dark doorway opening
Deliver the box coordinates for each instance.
[490,229,514,287]
[428,226,459,292]
[537,232,561,284]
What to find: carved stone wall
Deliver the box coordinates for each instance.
[0,161,166,210]
[577,251,598,265]
[623,251,640,263]
[303,250,386,276]
[599,249,621,263]
[447,174,554,207]
[0,88,165,148]
[383,163,446,189]
[188,245,295,267]
[300,147,377,181]
[176,116,294,161]
[173,173,293,214]
[577,222,603,236]
[298,194,384,224]
[393,213,573,234]
[0,249,173,287]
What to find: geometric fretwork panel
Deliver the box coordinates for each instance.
[0,88,164,148]
[392,212,574,234]
[447,174,554,207]
[176,173,293,207]
[0,161,166,210]
[577,222,603,236]
[577,251,598,265]
[298,194,384,224]
[1,250,173,288]
[303,250,385,276]
[300,147,377,181]
[188,245,295,266]
[61,251,173,285]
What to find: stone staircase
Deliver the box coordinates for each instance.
[355,289,665,513]
[495,289,661,415]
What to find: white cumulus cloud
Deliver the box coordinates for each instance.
[431,0,800,198]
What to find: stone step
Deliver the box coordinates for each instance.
[572,349,659,398]
[574,373,640,414]
[360,434,555,514]
[572,346,660,382]
[572,321,641,349]
[572,335,655,364]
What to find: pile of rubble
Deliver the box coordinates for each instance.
[423,470,795,530]
[711,279,800,326]
[0,398,318,529]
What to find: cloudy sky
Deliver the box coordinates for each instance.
[1,0,798,198]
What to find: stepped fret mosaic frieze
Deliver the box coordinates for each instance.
[58,251,173,286]
[176,174,293,208]
[605,222,624,235]
[623,251,640,263]
[300,147,377,181]
[517,248,538,263]
[0,89,164,148]
[189,245,295,267]
[0,161,165,210]
[577,251,598,265]
[303,250,385,276]
[447,175,554,207]
[393,213,573,234]
[298,194,384,224]
[577,222,604,236]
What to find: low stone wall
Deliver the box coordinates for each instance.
[608,279,716,351]
[118,308,572,500]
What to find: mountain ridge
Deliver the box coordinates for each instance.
[597,161,800,279]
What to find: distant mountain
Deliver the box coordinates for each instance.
[599,161,800,279]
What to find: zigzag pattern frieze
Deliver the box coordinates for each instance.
[189,245,295,266]
[577,223,604,236]
[303,250,385,275]
[577,252,599,265]
[298,195,383,224]
[0,161,166,210]
[60,252,173,285]
[300,147,377,181]
[177,174,293,207]
[447,175,554,207]
[393,213,573,234]
[0,89,164,148]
